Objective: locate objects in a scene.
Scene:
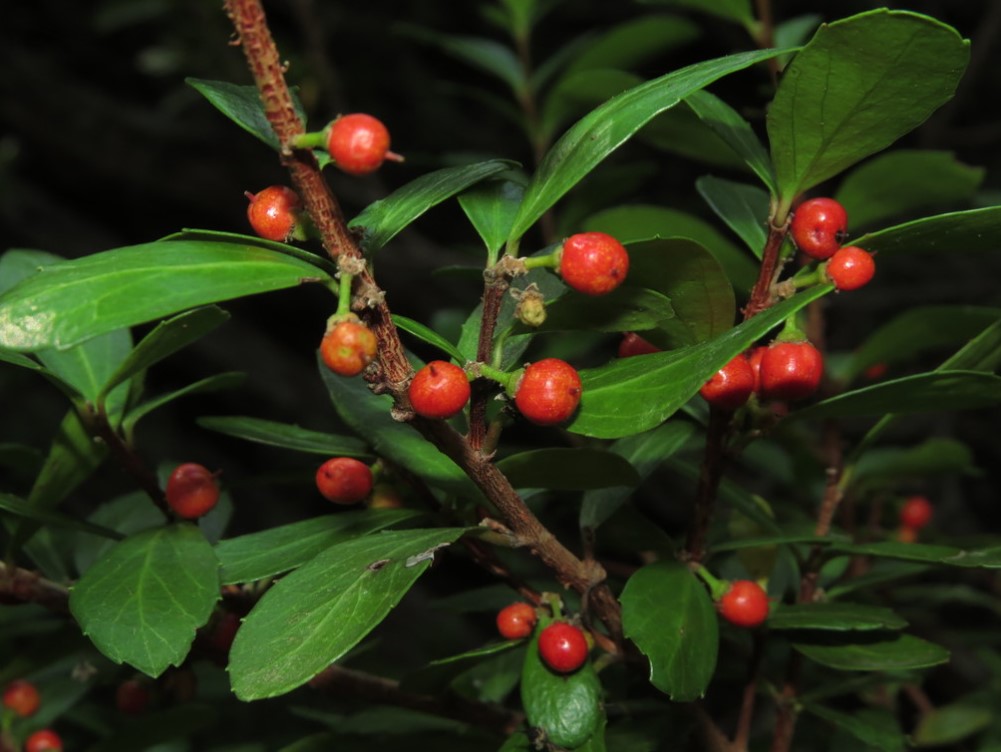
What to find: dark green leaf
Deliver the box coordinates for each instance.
[496,448,639,490]
[514,286,675,336]
[400,641,523,696]
[70,524,220,677]
[164,228,339,277]
[399,28,523,93]
[696,176,770,257]
[853,206,1001,256]
[767,10,969,206]
[457,180,525,259]
[638,0,754,27]
[793,633,949,671]
[25,409,106,513]
[216,509,422,584]
[710,531,849,553]
[913,699,992,747]
[186,78,306,149]
[568,285,830,438]
[0,241,332,352]
[769,603,907,631]
[620,561,718,701]
[830,541,963,565]
[835,150,984,228]
[349,160,517,253]
[0,493,121,540]
[197,415,370,457]
[562,14,699,77]
[803,702,906,752]
[87,704,218,752]
[74,491,168,575]
[228,527,468,699]
[123,372,246,433]
[851,438,976,486]
[508,48,786,242]
[392,314,466,362]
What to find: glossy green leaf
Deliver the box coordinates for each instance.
[830,541,964,566]
[496,448,640,490]
[163,228,339,277]
[913,698,992,747]
[568,285,830,438]
[793,633,949,672]
[457,180,525,259]
[0,493,120,540]
[514,286,675,336]
[74,491,168,575]
[70,524,220,677]
[122,372,246,434]
[769,603,907,631]
[562,14,699,77]
[641,100,749,171]
[400,641,523,696]
[0,241,332,352]
[197,415,370,457]
[852,438,976,486]
[620,561,718,701]
[25,410,106,513]
[508,47,786,242]
[580,421,697,530]
[696,176,770,257]
[228,527,468,699]
[583,205,757,293]
[835,150,984,228]
[853,206,1001,256]
[186,78,306,149]
[217,509,421,585]
[349,160,516,253]
[392,314,466,363]
[685,90,776,193]
[520,616,603,749]
[768,10,969,205]
[639,0,754,27]
[803,702,906,752]
[794,371,1001,421]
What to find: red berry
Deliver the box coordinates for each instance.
[863,362,888,381]
[747,346,767,393]
[409,361,471,420]
[759,341,824,401]
[315,457,373,505]
[513,358,583,426]
[717,580,770,628]
[496,602,537,640]
[320,318,378,377]
[25,730,62,752]
[245,185,303,242]
[790,197,848,260]
[617,332,660,358]
[2,679,39,717]
[116,678,151,715]
[825,246,875,291]
[700,354,755,410]
[558,232,630,296]
[165,463,220,519]
[900,495,933,531]
[538,622,589,673]
[327,114,393,175]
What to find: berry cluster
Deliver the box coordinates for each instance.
[3,679,63,751]
[790,197,876,292]
[496,603,589,674]
[699,340,825,411]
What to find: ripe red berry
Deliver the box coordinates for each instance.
[116,678,151,715]
[496,602,538,640]
[165,463,220,519]
[759,341,824,401]
[717,580,770,628]
[900,495,933,531]
[700,354,755,410]
[315,457,373,505]
[538,622,589,673]
[558,232,630,296]
[327,113,393,176]
[25,730,62,752]
[617,332,660,358]
[825,246,875,291]
[790,197,848,260]
[2,679,40,717]
[747,346,767,393]
[320,318,378,377]
[513,358,583,426]
[245,185,303,242]
[409,361,471,419]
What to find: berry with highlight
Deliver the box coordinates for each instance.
[538,622,589,673]
[320,318,378,377]
[717,580,770,628]
[759,341,824,401]
[315,457,373,505]
[700,354,755,410]
[327,114,393,175]
[513,358,583,426]
[558,232,630,296]
[409,361,471,420]
[790,197,848,260]
[825,246,875,291]
[245,185,302,242]
[165,463,220,520]
[496,602,537,640]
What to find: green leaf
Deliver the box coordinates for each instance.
[392,314,466,363]
[913,698,993,747]
[685,90,776,193]
[520,616,603,749]
[400,641,524,696]
[562,14,700,77]
[349,160,517,253]
[793,371,1001,421]
[830,541,966,566]
[37,329,133,410]
[0,493,121,540]
[767,10,969,206]
[26,409,106,512]
[99,306,229,401]
[620,561,718,701]
[87,705,218,752]
[196,415,370,457]
[122,372,246,434]
[696,176,770,257]
[803,702,906,752]
[216,509,421,585]
[496,448,640,490]
[514,286,675,336]
[835,150,984,228]
[792,633,950,672]
[74,491,168,575]
[0,241,332,352]
[710,531,849,554]
[163,228,339,277]
[228,527,468,699]
[583,205,757,293]
[852,206,1001,256]
[638,0,754,27]
[852,438,976,487]
[69,524,220,677]
[568,285,830,438]
[400,28,524,93]
[457,180,525,259]
[768,603,907,631]
[508,47,787,242]
[186,78,307,149]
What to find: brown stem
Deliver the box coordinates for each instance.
[0,561,70,614]
[752,0,779,83]
[468,278,509,451]
[769,660,801,752]
[695,701,736,752]
[743,217,790,320]
[733,632,764,750]
[684,408,731,563]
